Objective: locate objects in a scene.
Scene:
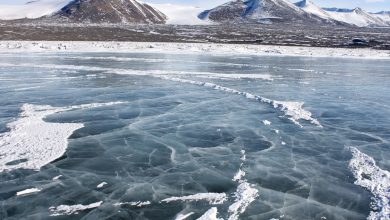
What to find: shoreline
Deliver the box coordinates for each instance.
[0,41,389,59]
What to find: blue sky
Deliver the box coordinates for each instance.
[3,0,390,12]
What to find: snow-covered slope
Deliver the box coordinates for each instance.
[324,7,388,27]
[372,11,390,26]
[294,1,390,27]
[148,3,210,25]
[198,0,331,25]
[294,0,331,20]
[0,0,71,20]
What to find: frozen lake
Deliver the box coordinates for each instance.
[0,52,389,220]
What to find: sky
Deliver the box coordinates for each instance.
[2,0,390,12]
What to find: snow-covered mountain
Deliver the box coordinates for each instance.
[324,7,388,27]
[0,0,167,24]
[0,0,71,20]
[198,0,337,25]
[295,0,389,27]
[54,0,166,24]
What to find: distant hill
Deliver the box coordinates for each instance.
[0,0,167,24]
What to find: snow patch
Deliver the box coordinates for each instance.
[16,188,41,196]
[97,182,108,189]
[197,207,223,220]
[0,102,126,172]
[273,101,321,127]
[0,0,72,20]
[53,175,62,180]
[228,150,259,220]
[114,201,151,207]
[175,212,195,220]
[49,201,103,216]
[162,193,227,205]
[348,147,390,220]
[262,120,272,126]
[0,41,389,60]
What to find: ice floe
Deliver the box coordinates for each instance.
[0,102,126,172]
[348,147,390,220]
[49,201,103,216]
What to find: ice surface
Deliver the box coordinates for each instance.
[0,102,126,172]
[162,77,321,128]
[1,51,389,219]
[0,63,276,81]
[349,147,390,220]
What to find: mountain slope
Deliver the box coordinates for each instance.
[54,0,167,24]
[198,0,335,25]
[294,0,332,20]
[294,1,390,27]
[0,0,71,20]
[0,0,167,24]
